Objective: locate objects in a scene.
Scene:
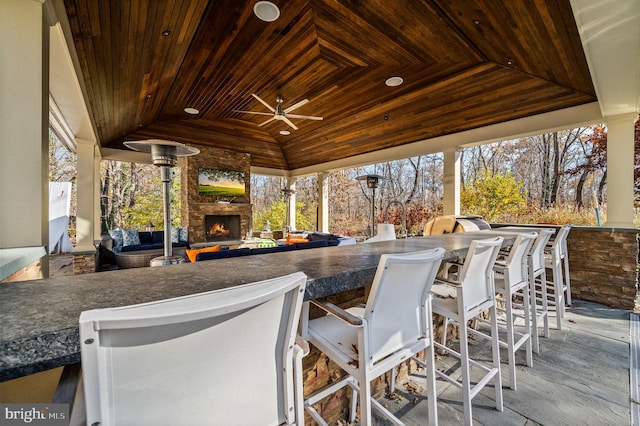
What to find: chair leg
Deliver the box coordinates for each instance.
[425,341,438,426]
[539,273,550,339]
[441,317,449,347]
[458,321,474,426]
[390,366,397,393]
[552,263,563,330]
[489,305,504,412]
[563,256,572,306]
[529,272,541,354]
[358,372,372,426]
[349,386,358,424]
[504,293,517,390]
[522,286,533,368]
[563,259,571,306]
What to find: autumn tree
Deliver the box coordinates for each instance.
[563,125,607,208]
[100,161,180,232]
[461,169,526,221]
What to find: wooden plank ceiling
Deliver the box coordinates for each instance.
[63,0,595,170]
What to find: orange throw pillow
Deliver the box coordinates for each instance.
[186,245,220,263]
[286,238,309,245]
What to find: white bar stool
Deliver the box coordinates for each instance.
[431,236,504,426]
[302,248,445,426]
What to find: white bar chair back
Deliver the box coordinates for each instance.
[302,248,445,426]
[484,232,537,390]
[79,272,307,426]
[431,236,504,426]
[529,228,555,353]
[544,224,572,329]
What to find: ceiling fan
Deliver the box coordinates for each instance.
[233,94,323,130]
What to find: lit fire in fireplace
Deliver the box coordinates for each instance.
[208,222,231,238]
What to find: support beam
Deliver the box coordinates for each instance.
[317,173,329,233]
[604,113,638,228]
[443,149,461,216]
[74,138,99,252]
[0,0,49,277]
[286,178,297,232]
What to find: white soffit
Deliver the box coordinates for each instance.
[49,23,95,145]
[570,0,640,117]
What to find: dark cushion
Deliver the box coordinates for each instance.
[121,244,143,252]
[172,241,189,248]
[308,232,338,241]
[138,232,152,245]
[98,243,116,266]
[250,245,297,255]
[151,243,164,250]
[196,248,251,261]
[294,239,329,250]
[327,240,340,246]
[151,231,164,244]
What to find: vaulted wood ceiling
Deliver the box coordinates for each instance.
[63,0,595,170]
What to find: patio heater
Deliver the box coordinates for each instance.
[356,174,386,237]
[124,140,199,266]
[281,188,295,233]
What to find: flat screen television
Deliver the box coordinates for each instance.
[198,168,246,197]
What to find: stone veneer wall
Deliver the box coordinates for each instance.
[73,251,97,274]
[567,227,638,310]
[181,146,252,243]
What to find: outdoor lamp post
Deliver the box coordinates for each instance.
[124,139,199,266]
[145,221,156,232]
[356,174,386,237]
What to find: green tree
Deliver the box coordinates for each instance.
[461,169,526,221]
[254,200,314,232]
[121,169,182,230]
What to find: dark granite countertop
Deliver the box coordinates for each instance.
[0,231,516,381]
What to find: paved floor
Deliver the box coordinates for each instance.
[49,253,74,277]
[375,300,632,425]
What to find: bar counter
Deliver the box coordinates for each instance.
[0,231,515,382]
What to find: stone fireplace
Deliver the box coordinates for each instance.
[180,146,252,244]
[186,203,252,243]
[205,215,241,242]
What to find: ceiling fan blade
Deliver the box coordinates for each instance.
[284,99,309,113]
[286,114,324,121]
[282,117,299,130]
[258,117,276,127]
[232,110,274,116]
[252,93,275,112]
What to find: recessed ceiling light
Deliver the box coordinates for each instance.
[184,107,199,115]
[254,1,280,22]
[279,130,290,136]
[161,29,172,37]
[385,76,404,87]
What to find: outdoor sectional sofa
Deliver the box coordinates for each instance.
[106,228,190,253]
[102,228,190,269]
[195,232,356,262]
[102,229,355,268]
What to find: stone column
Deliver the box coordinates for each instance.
[317,172,330,233]
[0,0,49,277]
[443,149,461,216]
[604,113,637,228]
